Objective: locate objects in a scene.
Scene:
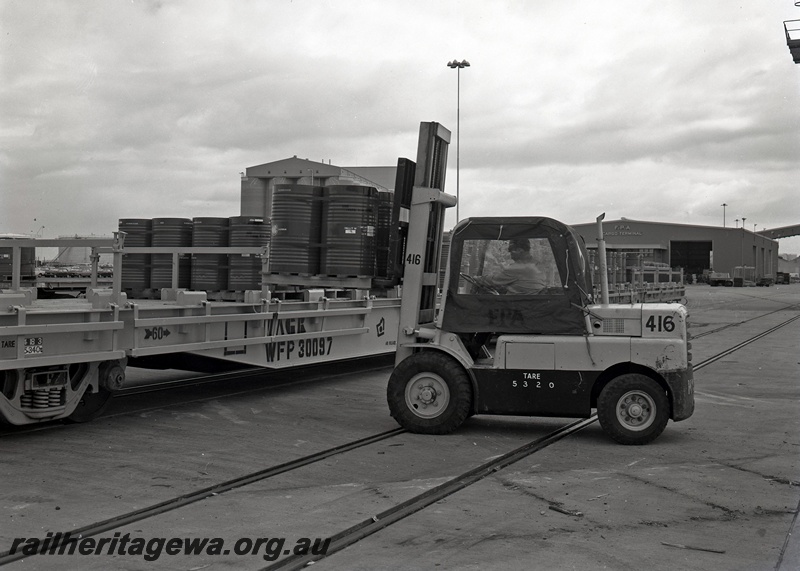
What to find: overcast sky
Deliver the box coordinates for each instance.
[2,0,800,256]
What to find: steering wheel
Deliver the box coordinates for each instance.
[460,273,501,295]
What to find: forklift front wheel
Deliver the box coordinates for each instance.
[597,374,669,445]
[387,352,472,435]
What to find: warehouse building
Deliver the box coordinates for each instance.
[570,218,779,283]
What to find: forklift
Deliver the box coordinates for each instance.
[386,122,694,445]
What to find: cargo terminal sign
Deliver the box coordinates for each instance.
[604,224,644,237]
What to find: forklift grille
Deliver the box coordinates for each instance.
[603,318,625,334]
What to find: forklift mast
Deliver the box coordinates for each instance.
[395,122,456,364]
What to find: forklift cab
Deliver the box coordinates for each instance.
[440,217,593,355]
[389,214,694,444]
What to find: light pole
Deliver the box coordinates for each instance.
[721,203,727,227]
[447,59,470,222]
[741,217,746,273]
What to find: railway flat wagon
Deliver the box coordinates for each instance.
[0,235,401,426]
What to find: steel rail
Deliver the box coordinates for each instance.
[262,417,597,571]
[686,289,800,312]
[690,302,800,339]
[0,428,406,566]
[691,314,800,370]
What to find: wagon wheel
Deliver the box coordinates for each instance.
[67,387,112,423]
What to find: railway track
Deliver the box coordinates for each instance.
[689,301,800,339]
[684,286,800,312]
[0,356,394,436]
[2,311,797,568]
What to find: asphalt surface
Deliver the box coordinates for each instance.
[2,284,798,570]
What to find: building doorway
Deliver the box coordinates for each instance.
[670,241,712,278]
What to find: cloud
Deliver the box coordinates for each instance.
[1,0,799,254]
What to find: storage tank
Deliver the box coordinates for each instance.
[320,186,377,276]
[150,218,192,290]
[269,185,323,274]
[191,217,229,292]
[118,219,152,292]
[228,216,269,291]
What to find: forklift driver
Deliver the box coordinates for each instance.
[474,238,547,294]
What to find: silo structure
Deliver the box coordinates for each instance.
[191,217,229,292]
[118,219,152,293]
[150,218,192,290]
[320,186,377,276]
[228,216,270,291]
[269,184,323,274]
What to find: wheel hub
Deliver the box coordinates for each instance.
[405,373,451,419]
[417,384,438,405]
[101,364,125,392]
[617,391,655,430]
[627,402,644,418]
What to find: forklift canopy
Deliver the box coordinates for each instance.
[442,217,594,335]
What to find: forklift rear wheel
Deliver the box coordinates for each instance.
[597,374,669,445]
[387,352,472,435]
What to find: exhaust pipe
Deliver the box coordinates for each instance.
[596,213,610,306]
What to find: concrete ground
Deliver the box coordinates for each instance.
[1,284,798,570]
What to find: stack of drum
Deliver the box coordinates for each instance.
[191,217,229,292]
[116,181,390,295]
[228,216,270,291]
[320,185,377,276]
[118,219,152,292]
[374,190,394,279]
[269,184,323,274]
[119,216,269,296]
[150,218,193,290]
[269,183,382,278]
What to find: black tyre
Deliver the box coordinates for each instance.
[387,351,472,434]
[67,387,112,423]
[597,374,669,445]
